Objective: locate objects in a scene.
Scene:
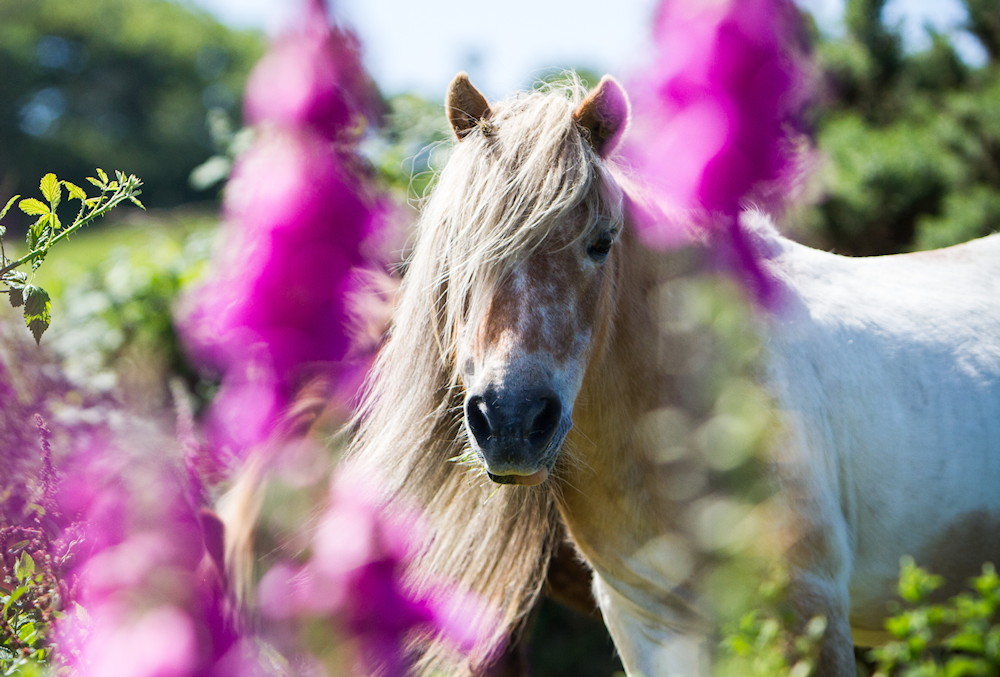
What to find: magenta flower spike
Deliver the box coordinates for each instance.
[179,0,386,458]
[624,0,808,306]
[52,434,248,677]
[258,468,492,676]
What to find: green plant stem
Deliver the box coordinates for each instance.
[0,191,134,279]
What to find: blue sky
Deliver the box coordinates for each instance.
[182,0,983,100]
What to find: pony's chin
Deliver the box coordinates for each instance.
[486,468,549,486]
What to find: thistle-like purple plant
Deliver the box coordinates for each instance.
[624,0,809,306]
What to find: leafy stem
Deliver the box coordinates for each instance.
[0,169,144,343]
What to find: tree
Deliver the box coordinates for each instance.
[798,0,1000,255]
[0,0,263,220]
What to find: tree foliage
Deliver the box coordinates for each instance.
[0,0,262,219]
[799,0,1000,254]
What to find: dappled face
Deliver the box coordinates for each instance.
[458,213,619,485]
[443,71,630,485]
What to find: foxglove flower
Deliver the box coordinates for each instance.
[180,0,387,460]
[259,470,490,677]
[625,0,809,305]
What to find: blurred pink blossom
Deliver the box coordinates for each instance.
[624,0,809,305]
[67,604,197,677]
[179,0,389,459]
[259,470,492,676]
[54,436,248,677]
[243,0,378,140]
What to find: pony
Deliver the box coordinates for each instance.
[344,73,1000,676]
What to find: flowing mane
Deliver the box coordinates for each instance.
[345,78,622,672]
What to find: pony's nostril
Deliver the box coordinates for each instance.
[465,395,492,447]
[527,395,561,451]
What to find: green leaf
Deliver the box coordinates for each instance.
[16,621,36,645]
[27,214,53,255]
[129,195,146,210]
[18,199,49,216]
[39,173,60,207]
[2,585,26,617]
[85,176,104,189]
[13,552,34,584]
[899,557,944,604]
[5,275,27,306]
[0,195,19,220]
[96,167,108,184]
[22,286,51,344]
[62,181,87,201]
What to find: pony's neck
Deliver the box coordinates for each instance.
[555,230,701,577]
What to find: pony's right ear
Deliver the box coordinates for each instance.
[446,72,492,140]
[573,75,630,156]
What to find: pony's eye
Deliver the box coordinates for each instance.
[586,232,615,262]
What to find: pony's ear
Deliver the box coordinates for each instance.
[573,75,630,156]
[446,72,492,140]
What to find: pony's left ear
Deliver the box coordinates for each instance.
[446,72,492,140]
[573,76,630,156]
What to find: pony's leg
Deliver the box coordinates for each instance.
[787,572,856,677]
[591,574,710,677]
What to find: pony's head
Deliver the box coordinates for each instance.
[434,73,631,486]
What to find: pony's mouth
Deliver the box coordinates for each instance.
[486,467,550,486]
[472,415,570,486]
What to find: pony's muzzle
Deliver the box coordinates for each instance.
[464,387,562,484]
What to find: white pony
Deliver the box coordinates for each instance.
[345,73,1000,676]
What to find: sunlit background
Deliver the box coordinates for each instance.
[1,0,999,673]
[187,0,986,97]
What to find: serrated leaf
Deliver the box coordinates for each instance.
[27,317,49,343]
[0,195,19,220]
[19,198,49,216]
[2,585,26,616]
[85,176,104,188]
[62,181,86,201]
[17,620,36,645]
[29,213,52,242]
[8,288,23,308]
[39,173,60,206]
[96,167,108,183]
[50,212,62,230]
[14,552,34,584]
[129,195,146,210]
[23,286,51,344]
[26,225,40,252]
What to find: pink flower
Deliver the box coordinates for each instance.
[625,0,809,305]
[243,0,376,141]
[179,0,388,456]
[67,604,197,677]
[53,435,245,677]
[259,470,492,676]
